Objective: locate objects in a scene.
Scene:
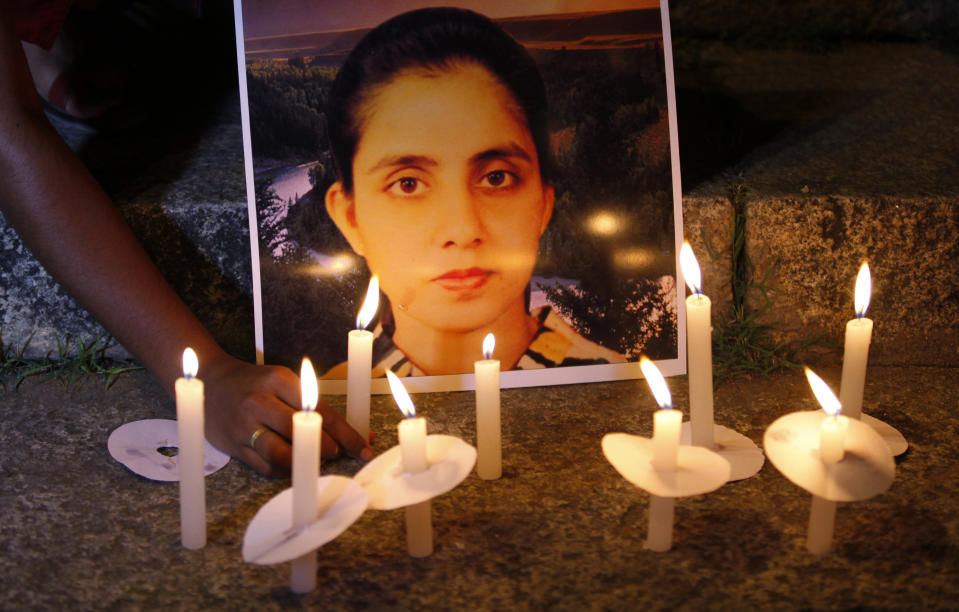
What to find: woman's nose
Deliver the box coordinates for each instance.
[438,186,485,248]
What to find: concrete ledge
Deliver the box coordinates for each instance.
[0,105,253,360]
[677,42,959,366]
[686,195,959,367]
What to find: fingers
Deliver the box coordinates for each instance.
[318,400,374,461]
[252,391,295,442]
[260,365,301,412]
[239,443,289,478]
[320,430,342,460]
[245,426,293,475]
[201,356,375,478]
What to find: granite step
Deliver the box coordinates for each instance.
[0,96,254,361]
[680,42,959,367]
[2,36,956,367]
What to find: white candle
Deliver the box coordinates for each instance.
[806,367,848,463]
[806,495,838,555]
[839,263,873,420]
[290,358,321,594]
[680,242,714,448]
[641,357,681,551]
[175,348,206,550]
[347,276,379,440]
[387,371,433,558]
[641,357,681,471]
[474,333,501,480]
[652,408,682,471]
[646,494,676,552]
[804,367,847,555]
[819,414,849,464]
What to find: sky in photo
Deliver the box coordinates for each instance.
[241,0,659,38]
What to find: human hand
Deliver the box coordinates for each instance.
[200,355,373,477]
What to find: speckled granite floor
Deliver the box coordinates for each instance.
[3,4,958,609]
[2,364,956,610]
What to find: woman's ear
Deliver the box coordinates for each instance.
[539,184,555,236]
[325,181,366,256]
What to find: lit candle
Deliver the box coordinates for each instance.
[175,348,205,549]
[290,357,321,594]
[347,276,379,440]
[640,356,681,552]
[804,367,848,555]
[474,333,501,480]
[807,367,848,464]
[680,242,714,448]
[838,263,873,420]
[642,357,681,471]
[386,371,432,557]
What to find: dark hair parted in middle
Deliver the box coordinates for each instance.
[326,7,553,194]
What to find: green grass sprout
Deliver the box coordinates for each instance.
[702,180,829,385]
[0,331,142,390]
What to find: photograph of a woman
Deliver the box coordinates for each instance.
[238,1,682,389]
[321,8,627,378]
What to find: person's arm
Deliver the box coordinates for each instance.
[0,12,371,475]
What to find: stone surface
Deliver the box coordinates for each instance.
[679,43,959,366]
[1,365,956,609]
[670,0,959,45]
[0,98,254,360]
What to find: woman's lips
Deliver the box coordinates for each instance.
[432,267,493,291]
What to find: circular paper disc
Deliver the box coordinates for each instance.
[680,422,765,481]
[242,476,368,565]
[354,434,476,510]
[107,419,230,481]
[861,413,908,456]
[764,410,895,501]
[602,433,731,498]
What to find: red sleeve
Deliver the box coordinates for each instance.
[10,0,77,50]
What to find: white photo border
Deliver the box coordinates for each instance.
[233,0,688,393]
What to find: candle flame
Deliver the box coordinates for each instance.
[182,348,198,378]
[483,333,495,360]
[640,356,672,410]
[386,370,416,418]
[804,367,841,417]
[356,275,380,330]
[300,357,319,412]
[679,241,702,295]
[854,262,871,318]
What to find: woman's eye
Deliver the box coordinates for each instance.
[480,170,517,189]
[387,176,426,196]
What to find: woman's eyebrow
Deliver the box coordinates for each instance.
[470,142,532,165]
[366,154,438,175]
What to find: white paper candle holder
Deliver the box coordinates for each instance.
[764,410,895,555]
[354,434,476,510]
[861,413,908,456]
[603,433,730,497]
[107,419,230,481]
[602,433,730,551]
[764,411,895,501]
[243,476,368,565]
[679,422,765,481]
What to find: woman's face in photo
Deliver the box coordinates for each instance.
[329,61,554,334]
